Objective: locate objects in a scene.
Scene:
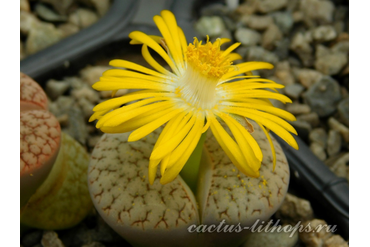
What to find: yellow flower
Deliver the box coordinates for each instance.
[90,10,298,185]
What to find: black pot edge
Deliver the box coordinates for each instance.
[273,133,349,239]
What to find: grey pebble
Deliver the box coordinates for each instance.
[262,23,283,50]
[45,79,70,100]
[71,86,100,103]
[25,22,62,55]
[274,38,290,60]
[244,46,279,65]
[195,16,226,38]
[290,32,314,67]
[328,117,349,143]
[271,11,294,35]
[275,193,314,224]
[294,68,323,88]
[327,130,342,157]
[41,230,65,247]
[303,76,342,117]
[310,142,327,161]
[57,23,80,38]
[235,27,261,46]
[296,112,320,128]
[299,0,335,26]
[69,8,99,29]
[325,152,349,180]
[35,3,68,22]
[239,15,273,31]
[64,107,88,145]
[331,40,349,55]
[242,225,298,247]
[284,84,304,99]
[290,120,312,140]
[309,128,327,148]
[20,11,40,35]
[257,0,288,14]
[314,52,347,76]
[20,0,30,12]
[337,98,349,127]
[310,25,337,42]
[286,103,311,115]
[39,0,74,15]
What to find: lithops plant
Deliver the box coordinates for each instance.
[88,10,298,247]
[20,72,58,207]
[20,72,92,229]
[88,121,289,247]
[20,72,48,111]
[21,132,93,229]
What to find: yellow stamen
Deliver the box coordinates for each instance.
[186,37,232,79]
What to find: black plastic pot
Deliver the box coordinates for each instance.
[20,0,349,240]
[20,0,198,84]
[274,134,349,239]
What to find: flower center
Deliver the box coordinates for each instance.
[186,38,232,78]
[176,38,232,110]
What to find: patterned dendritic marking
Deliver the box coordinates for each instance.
[200,120,290,226]
[88,129,199,231]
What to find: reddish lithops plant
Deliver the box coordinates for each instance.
[20,110,61,207]
[20,72,92,229]
[21,132,92,229]
[20,72,48,111]
[20,72,61,207]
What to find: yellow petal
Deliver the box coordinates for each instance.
[130,35,162,44]
[148,159,161,185]
[160,115,203,184]
[217,75,261,85]
[153,15,183,68]
[129,31,179,75]
[142,44,175,77]
[150,113,197,160]
[222,83,285,93]
[109,59,167,78]
[101,100,173,127]
[177,27,188,64]
[89,109,110,122]
[227,53,243,62]
[146,111,189,183]
[96,96,170,128]
[93,91,172,112]
[221,42,241,58]
[257,122,276,170]
[202,116,210,133]
[153,112,191,150]
[223,107,298,149]
[160,154,171,176]
[128,108,183,142]
[232,108,297,134]
[103,69,168,83]
[209,115,259,177]
[224,90,292,104]
[218,112,263,163]
[221,62,274,80]
[100,106,176,133]
[220,101,296,121]
[159,10,184,68]
[219,38,231,45]
[92,78,169,91]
